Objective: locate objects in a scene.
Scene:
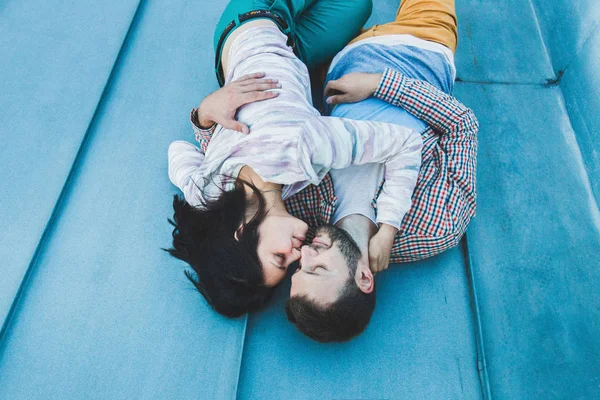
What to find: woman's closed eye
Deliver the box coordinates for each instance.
[275,253,286,270]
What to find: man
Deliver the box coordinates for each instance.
[285,0,478,342]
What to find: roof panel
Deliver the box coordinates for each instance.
[0,0,141,333]
[454,82,600,399]
[457,0,553,84]
[0,1,245,399]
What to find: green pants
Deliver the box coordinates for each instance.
[214,0,372,85]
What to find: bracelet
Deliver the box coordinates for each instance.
[190,108,216,132]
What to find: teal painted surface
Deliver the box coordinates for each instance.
[0,0,140,332]
[1,0,599,399]
[454,0,554,84]
[530,0,600,204]
[455,82,600,399]
[560,28,600,205]
[0,1,246,399]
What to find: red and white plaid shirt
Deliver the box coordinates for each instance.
[192,68,478,263]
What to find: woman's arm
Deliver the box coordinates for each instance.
[168,141,207,207]
[302,115,423,231]
[325,69,479,272]
[169,73,282,204]
[191,72,281,151]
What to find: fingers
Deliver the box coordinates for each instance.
[239,77,278,86]
[221,119,250,134]
[237,72,266,82]
[324,80,342,97]
[326,95,349,105]
[369,258,378,273]
[325,79,351,104]
[381,260,390,271]
[370,259,389,274]
[370,258,383,274]
[240,90,279,105]
[241,80,281,92]
[368,250,390,273]
[369,251,380,273]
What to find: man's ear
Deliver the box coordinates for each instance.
[356,267,374,294]
[233,224,244,241]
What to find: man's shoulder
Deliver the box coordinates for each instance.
[285,173,336,226]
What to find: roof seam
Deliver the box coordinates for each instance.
[462,234,493,400]
[527,0,558,80]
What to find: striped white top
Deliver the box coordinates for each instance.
[168,25,423,229]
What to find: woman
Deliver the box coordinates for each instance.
[166,0,423,317]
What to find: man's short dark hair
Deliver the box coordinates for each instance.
[285,282,376,342]
[165,180,273,318]
[285,224,376,342]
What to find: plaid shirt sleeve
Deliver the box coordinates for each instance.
[190,108,216,153]
[374,68,479,263]
[284,173,337,242]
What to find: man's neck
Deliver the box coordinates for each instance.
[335,214,378,255]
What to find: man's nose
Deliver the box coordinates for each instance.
[299,245,318,270]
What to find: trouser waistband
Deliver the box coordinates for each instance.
[214,9,293,86]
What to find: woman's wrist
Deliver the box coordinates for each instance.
[195,106,215,129]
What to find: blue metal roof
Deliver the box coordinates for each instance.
[1,0,599,398]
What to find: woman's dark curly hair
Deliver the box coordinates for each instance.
[165,180,274,318]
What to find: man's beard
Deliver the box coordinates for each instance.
[313,224,361,276]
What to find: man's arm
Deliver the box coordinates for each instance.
[374,68,477,138]
[373,67,478,229]
[168,73,281,205]
[325,68,478,142]
[325,69,479,269]
[190,109,217,153]
[168,140,207,207]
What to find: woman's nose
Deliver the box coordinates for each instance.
[300,244,317,258]
[289,247,301,263]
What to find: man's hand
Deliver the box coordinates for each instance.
[324,72,382,105]
[197,72,281,133]
[368,224,398,274]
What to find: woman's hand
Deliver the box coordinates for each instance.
[197,72,281,133]
[325,72,382,105]
[368,224,398,274]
